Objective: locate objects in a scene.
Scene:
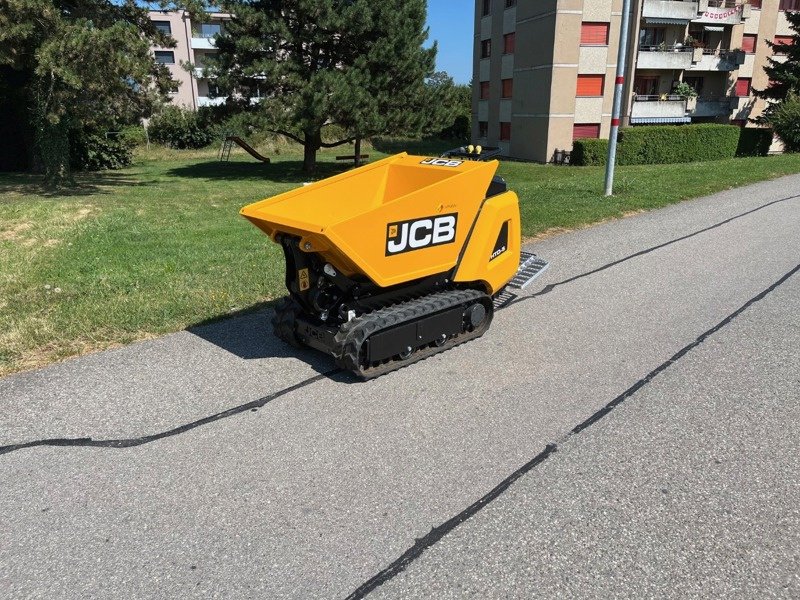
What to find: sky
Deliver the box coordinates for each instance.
[425,1,474,85]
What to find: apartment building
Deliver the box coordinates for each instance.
[473,0,797,162]
[148,10,231,110]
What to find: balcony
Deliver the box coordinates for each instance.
[637,46,694,69]
[687,97,734,117]
[197,96,225,107]
[692,1,749,26]
[191,37,217,50]
[642,0,700,22]
[687,48,745,71]
[630,95,691,124]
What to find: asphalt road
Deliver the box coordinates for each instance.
[2,176,799,599]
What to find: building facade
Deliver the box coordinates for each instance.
[473,0,797,162]
[148,10,231,110]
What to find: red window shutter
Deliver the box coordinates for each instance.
[501,78,513,98]
[774,36,793,54]
[581,23,609,46]
[735,78,752,97]
[480,81,490,100]
[573,124,601,140]
[503,33,515,54]
[576,74,604,97]
[500,122,511,141]
[742,34,757,54]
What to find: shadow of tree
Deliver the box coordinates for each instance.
[166,159,352,184]
[0,170,148,199]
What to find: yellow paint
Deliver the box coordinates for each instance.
[240,153,521,295]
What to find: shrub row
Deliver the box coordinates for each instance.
[572,124,771,166]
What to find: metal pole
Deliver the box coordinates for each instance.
[604,0,634,196]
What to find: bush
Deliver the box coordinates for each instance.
[736,127,773,156]
[571,125,765,166]
[571,138,609,166]
[616,124,740,165]
[148,106,219,149]
[769,95,800,152]
[119,124,148,147]
[69,129,134,171]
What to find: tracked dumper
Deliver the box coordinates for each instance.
[241,149,545,379]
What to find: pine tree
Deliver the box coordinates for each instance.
[0,0,185,184]
[754,10,800,110]
[212,0,453,173]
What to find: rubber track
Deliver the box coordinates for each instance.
[333,288,493,380]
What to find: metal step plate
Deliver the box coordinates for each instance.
[508,251,550,290]
[493,288,517,310]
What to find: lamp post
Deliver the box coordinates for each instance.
[604,0,634,196]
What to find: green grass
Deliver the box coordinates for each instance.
[2,139,800,375]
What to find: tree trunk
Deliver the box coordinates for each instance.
[354,137,362,167]
[302,128,322,174]
[36,118,73,187]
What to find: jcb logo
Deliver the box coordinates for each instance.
[419,157,463,167]
[386,213,458,255]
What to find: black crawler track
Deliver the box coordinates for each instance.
[333,288,493,380]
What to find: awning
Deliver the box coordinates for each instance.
[704,25,724,32]
[630,117,692,124]
[644,17,689,25]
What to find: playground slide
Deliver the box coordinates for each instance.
[226,136,271,163]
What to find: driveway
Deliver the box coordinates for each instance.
[2,175,798,599]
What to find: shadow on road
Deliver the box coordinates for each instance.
[187,301,337,376]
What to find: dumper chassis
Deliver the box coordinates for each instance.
[241,148,547,380]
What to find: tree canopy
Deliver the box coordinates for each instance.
[211,0,459,172]
[0,0,181,183]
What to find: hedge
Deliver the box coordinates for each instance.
[572,125,771,166]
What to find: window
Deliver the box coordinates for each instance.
[154,51,175,65]
[684,77,704,95]
[576,74,604,97]
[573,124,600,140]
[639,27,665,48]
[750,0,762,7]
[779,0,800,10]
[152,20,171,36]
[731,119,747,127]
[742,34,757,54]
[208,83,221,97]
[500,122,511,141]
[482,0,491,16]
[480,81,490,100]
[199,23,221,38]
[479,121,488,138]
[634,76,659,96]
[505,0,516,7]
[735,78,752,97]
[501,78,513,98]
[481,39,491,59]
[503,33,515,54]
[774,36,793,54]
[581,23,609,46]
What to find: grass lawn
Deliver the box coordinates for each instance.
[2,139,800,376]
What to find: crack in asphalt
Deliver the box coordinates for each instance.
[344,262,800,599]
[0,371,338,456]
[0,193,796,459]
[509,193,799,306]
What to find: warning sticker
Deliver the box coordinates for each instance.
[298,268,310,291]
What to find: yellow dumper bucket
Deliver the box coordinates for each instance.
[240,153,499,288]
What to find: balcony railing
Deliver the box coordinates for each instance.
[637,45,694,69]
